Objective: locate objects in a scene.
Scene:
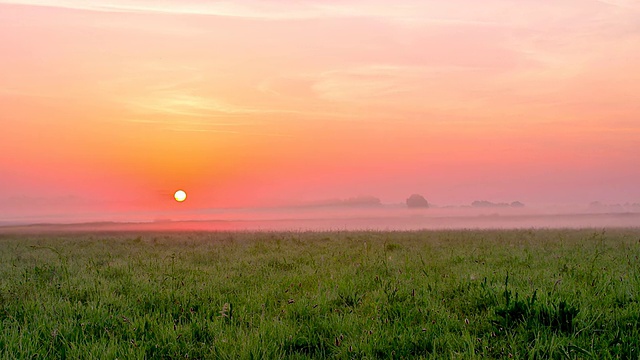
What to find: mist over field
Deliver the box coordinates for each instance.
[2,200,639,233]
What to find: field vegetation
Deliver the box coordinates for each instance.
[1,229,640,358]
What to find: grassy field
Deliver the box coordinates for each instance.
[1,229,640,359]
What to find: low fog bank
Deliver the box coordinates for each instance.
[5,190,640,227]
[2,205,639,233]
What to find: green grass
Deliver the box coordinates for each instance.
[1,229,640,359]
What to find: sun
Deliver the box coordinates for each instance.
[174,190,187,202]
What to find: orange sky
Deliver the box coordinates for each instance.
[1,0,639,222]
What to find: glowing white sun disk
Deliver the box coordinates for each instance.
[174,190,187,202]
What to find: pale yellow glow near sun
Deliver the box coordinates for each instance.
[174,190,187,202]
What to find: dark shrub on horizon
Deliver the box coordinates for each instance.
[406,194,429,208]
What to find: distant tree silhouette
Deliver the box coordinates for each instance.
[471,200,525,208]
[406,194,429,208]
[472,200,509,208]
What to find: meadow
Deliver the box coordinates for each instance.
[1,228,639,359]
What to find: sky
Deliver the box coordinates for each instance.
[1,0,639,222]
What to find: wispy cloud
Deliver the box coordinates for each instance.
[310,65,431,102]
[0,0,517,25]
[0,0,339,19]
[3,0,637,32]
[123,117,292,137]
[3,0,635,37]
[163,127,291,137]
[595,0,640,10]
[125,93,264,117]
[123,119,254,126]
